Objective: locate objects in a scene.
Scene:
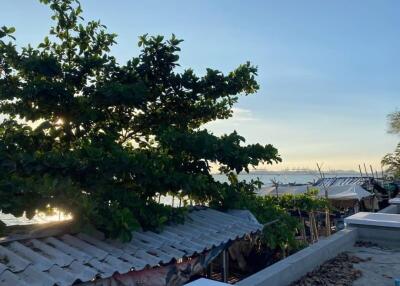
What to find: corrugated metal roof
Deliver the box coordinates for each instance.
[0,208,261,286]
[314,177,372,187]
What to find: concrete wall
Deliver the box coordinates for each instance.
[355,225,400,248]
[379,204,400,214]
[236,228,358,286]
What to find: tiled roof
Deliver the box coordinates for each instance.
[314,177,372,187]
[0,208,261,286]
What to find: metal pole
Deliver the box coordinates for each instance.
[222,250,228,282]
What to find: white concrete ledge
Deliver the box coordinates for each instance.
[345,212,400,228]
[389,198,400,205]
[186,278,229,285]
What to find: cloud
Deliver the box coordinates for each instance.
[230,107,256,122]
[204,107,259,134]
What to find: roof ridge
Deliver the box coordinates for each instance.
[0,221,74,245]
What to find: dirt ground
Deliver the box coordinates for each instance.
[349,243,400,286]
[290,241,400,286]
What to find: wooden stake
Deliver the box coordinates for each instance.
[308,212,314,242]
[370,165,375,179]
[313,212,319,241]
[363,163,369,177]
[358,164,363,177]
[316,163,331,237]
[309,211,319,242]
[271,178,279,198]
[298,208,307,243]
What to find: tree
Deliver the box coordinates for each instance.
[382,111,400,179]
[382,144,400,179]
[388,111,400,135]
[0,0,281,240]
[216,185,329,256]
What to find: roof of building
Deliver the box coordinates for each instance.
[0,207,261,286]
[314,176,373,187]
[258,185,309,197]
[258,183,373,200]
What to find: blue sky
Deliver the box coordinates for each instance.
[1,0,399,171]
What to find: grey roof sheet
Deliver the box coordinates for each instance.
[0,208,261,286]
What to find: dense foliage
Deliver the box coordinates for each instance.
[0,0,281,239]
[382,143,400,179]
[215,184,329,255]
[388,111,400,135]
[382,111,400,179]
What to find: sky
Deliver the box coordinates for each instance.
[1,0,399,172]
